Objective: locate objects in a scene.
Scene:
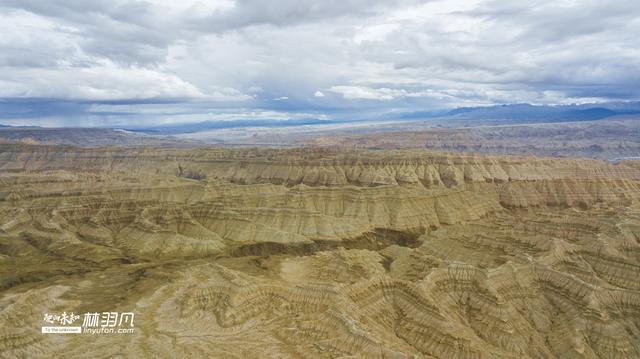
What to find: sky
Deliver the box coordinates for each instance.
[0,0,639,127]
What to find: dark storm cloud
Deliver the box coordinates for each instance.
[0,0,638,126]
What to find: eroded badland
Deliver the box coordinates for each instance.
[1,144,640,358]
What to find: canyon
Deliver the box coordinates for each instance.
[1,144,640,358]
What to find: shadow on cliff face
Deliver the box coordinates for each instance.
[226,228,425,258]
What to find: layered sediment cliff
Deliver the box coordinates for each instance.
[1,144,640,358]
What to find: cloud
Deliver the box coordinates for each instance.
[0,65,199,100]
[186,0,420,31]
[329,86,454,101]
[0,61,253,102]
[0,0,639,126]
[330,86,397,101]
[273,96,289,101]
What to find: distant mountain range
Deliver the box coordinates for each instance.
[2,101,639,135]
[124,102,640,135]
[0,124,40,128]
[397,102,640,123]
[122,118,335,135]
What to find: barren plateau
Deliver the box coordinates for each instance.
[0,144,639,358]
[301,118,640,160]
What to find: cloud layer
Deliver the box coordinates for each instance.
[0,0,638,126]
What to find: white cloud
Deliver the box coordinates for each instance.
[0,0,639,125]
[330,86,397,100]
[273,96,289,101]
[0,61,252,101]
[353,23,400,44]
[0,66,198,100]
[329,86,455,101]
